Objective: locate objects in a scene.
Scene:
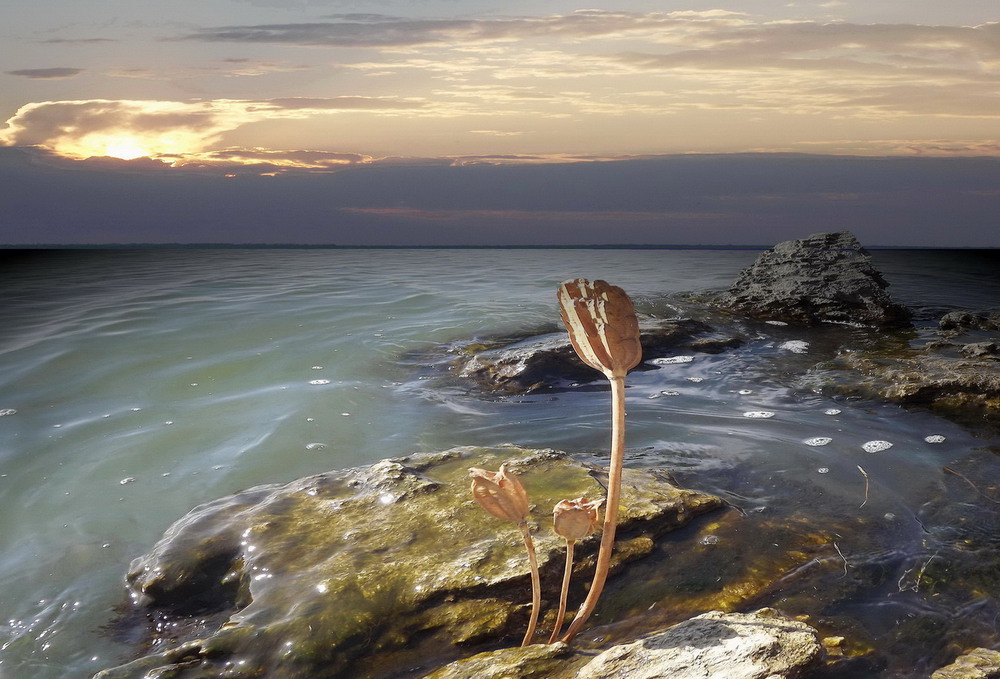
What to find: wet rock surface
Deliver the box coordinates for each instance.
[95,446,723,679]
[932,648,1000,679]
[453,317,742,394]
[829,309,1000,420]
[717,231,911,327]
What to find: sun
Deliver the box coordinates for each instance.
[102,138,153,160]
[55,133,158,160]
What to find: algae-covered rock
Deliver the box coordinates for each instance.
[95,446,722,679]
[422,641,583,679]
[932,648,1000,679]
[574,608,822,679]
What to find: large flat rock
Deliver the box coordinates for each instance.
[95,446,722,679]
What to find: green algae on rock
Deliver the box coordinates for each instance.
[95,446,722,679]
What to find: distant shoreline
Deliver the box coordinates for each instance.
[1,244,995,251]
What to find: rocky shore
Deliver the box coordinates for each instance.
[95,232,1000,678]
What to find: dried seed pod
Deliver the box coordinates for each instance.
[558,279,641,379]
[469,464,530,525]
[553,497,603,541]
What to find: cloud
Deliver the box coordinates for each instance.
[39,38,115,45]
[249,96,428,111]
[106,59,312,80]
[176,10,750,48]
[0,96,434,160]
[0,100,249,157]
[5,67,85,79]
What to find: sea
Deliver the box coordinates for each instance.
[1,247,999,678]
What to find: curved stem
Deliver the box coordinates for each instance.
[548,539,576,643]
[560,373,626,642]
[519,521,542,647]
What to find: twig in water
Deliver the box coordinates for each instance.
[833,541,849,577]
[943,467,1000,505]
[857,465,870,508]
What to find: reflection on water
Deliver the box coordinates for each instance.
[0,248,998,678]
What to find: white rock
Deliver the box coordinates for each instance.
[575,609,821,679]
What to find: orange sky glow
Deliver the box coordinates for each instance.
[2,3,999,172]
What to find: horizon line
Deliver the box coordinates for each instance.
[1,243,996,251]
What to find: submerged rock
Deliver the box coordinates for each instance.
[932,648,1000,679]
[718,231,911,326]
[95,446,722,679]
[574,608,821,679]
[831,309,1000,419]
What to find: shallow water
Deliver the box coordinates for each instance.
[0,248,998,678]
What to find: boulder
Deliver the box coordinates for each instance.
[94,446,723,679]
[573,608,822,679]
[718,231,911,326]
[932,648,1000,679]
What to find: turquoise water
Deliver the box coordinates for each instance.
[1,248,998,678]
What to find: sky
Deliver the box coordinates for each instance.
[1,0,999,246]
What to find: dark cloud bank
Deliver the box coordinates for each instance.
[1,147,998,247]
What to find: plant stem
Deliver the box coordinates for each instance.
[560,373,626,642]
[548,539,576,643]
[519,521,542,647]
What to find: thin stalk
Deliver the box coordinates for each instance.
[518,522,542,647]
[548,539,576,643]
[560,373,626,642]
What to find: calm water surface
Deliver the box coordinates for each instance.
[1,248,999,678]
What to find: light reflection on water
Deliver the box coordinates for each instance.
[0,248,998,678]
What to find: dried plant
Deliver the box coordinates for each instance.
[548,497,603,643]
[469,464,541,646]
[556,279,642,642]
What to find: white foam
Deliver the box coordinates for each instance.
[862,440,893,453]
[650,356,694,365]
[743,411,775,419]
[804,437,832,446]
[924,435,946,444]
[779,340,809,354]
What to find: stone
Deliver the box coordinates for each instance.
[940,312,1000,333]
[718,231,911,326]
[829,309,1000,420]
[95,446,723,679]
[932,648,1000,679]
[573,608,822,679]
[456,318,740,394]
[961,342,1000,358]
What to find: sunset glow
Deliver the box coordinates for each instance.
[72,135,153,160]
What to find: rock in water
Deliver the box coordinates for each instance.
[932,648,1000,679]
[719,231,911,326]
[574,608,822,679]
[94,446,722,679]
